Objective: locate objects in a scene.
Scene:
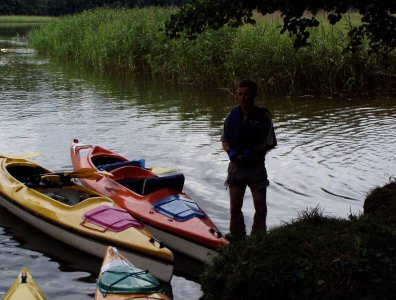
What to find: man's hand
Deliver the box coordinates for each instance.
[227,149,240,162]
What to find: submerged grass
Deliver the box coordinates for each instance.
[28,8,395,96]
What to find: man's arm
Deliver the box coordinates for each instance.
[252,143,276,155]
[221,114,236,156]
[222,141,241,162]
[222,141,232,153]
[242,110,277,158]
[256,111,277,154]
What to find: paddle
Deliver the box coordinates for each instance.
[62,168,114,180]
[40,168,114,185]
[0,152,42,159]
[148,167,178,175]
[0,152,176,176]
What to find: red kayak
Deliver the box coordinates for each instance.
[70,139,228,262]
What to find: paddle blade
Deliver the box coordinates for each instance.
[40,174,62,183]
[148,167,178,175]
[0,152,42,159]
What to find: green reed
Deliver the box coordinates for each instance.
[28,8,395,96]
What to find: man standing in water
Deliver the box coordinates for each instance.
[221,79,277,240]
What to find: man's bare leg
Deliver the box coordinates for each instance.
[251,185,267,234]
[229,184,247,238]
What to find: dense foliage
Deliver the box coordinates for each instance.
[200,182,396,299]
[0,0,192,16]
[28,8,395,96]
[165,0,396,55]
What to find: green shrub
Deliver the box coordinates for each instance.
[201,201,396,300]
[28,8,395,96]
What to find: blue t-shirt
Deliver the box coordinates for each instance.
[221,105,277,164]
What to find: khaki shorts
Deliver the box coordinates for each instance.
[226,162,269,189]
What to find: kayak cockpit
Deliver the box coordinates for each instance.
[6,164,97,205]
[6,163,49,183]
[111,166,185,196]
[90,155,185,196]
[38,187,94,205]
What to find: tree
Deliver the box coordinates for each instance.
[0,0,192,16]
[165,0,396,55]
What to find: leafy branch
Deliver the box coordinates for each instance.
[165,0,396,55]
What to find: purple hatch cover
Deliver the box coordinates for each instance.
[82,205,143,232]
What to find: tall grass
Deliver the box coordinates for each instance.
[28,8,395,96]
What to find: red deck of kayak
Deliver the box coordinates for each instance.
[70,140,228,250]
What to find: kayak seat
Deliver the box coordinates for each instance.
[141,173,185,195]
[112,166,153,194]
[42,188,94,205]
[118,178,145,194]
[25,173,73,188]
[152,194,206,221]
[118,173,185,196]
[97,159,145,172]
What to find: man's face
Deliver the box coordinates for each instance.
[238,86,256,108]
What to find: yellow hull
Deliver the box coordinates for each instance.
[0,158,174,282]
[4,268,46,300]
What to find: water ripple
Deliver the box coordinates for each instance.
[1,31,395,300]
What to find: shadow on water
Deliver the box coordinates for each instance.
[0,24,41,37]
[0,205,102,275]
[41,59,235,126]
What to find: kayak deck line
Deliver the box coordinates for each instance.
[4,267,46,300]
[0,158,174,282]
[95,246,171,300]
[0,191,172,265]
[0,191,168,262]
[71,139,229,262]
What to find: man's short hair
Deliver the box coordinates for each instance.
[238,79,258,96]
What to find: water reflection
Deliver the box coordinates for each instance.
[0,206,95,300]
[0,24,41,37]
[0,197,206,299]
[272,96,396,209]
[1,25,396,300]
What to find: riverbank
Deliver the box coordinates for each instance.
[200,180,396,299]
[28,7,395,97]
[0,15,54,24]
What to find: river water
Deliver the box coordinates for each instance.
[0,27,395,299]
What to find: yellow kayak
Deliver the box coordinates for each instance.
[96,246,171,300]
[4,268,46,300]
[0,157,174,282]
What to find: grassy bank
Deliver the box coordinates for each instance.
[28,8,395,96]
[200,181,396,299]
